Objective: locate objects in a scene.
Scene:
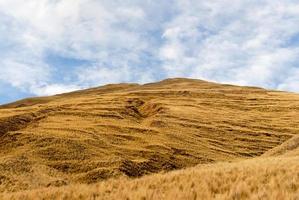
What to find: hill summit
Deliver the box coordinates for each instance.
[0,78,298,195]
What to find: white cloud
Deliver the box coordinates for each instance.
[0,0,161,95]
[0,0,298,99]
[32,84,82,96]
[0,59,50,91]
[76,66,132,86]
[277,68,299,92]
[160,0,299,90]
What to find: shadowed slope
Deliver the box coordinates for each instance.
[0,78,298,192]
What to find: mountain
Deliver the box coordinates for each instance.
[0,78,298,198]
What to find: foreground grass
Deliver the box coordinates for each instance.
[3,156,298,200]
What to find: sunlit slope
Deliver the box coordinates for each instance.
[0,78,298,191]
[263,134,299,157]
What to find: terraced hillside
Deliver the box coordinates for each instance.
[0,78,299,192]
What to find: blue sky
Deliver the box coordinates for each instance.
[0,0,299,104]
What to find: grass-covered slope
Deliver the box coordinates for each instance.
[263,134,299,157]
[3,156,298,200]
[0,78,298,193]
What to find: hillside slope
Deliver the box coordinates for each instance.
[0,78,299,192]
[4,156,298,200]
[262,134,299,157]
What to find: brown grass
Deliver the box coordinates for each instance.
[0,78,298,198]
[2,156,298,200]
[263,134,299,157]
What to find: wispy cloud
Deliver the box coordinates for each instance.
[0,0,298,102]
[160,0,299,90]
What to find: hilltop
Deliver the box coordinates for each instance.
[0,78,298,198]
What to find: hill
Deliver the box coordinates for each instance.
[0,78,298,197]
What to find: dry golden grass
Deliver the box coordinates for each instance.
[263,134,299,157]
[2,156,298,200]
[0,78,299,198]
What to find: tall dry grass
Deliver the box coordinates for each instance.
[3,156,298,200]
[263,134,299,157]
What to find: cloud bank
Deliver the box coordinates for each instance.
[0,0,298,102]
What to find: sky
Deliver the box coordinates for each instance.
[0,0,299,104]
